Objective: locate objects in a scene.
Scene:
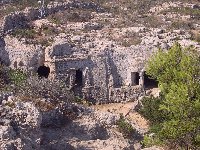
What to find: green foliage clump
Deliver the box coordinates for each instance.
[140,42,200,149]
[142,134,163,148]
[116,114,136,138]
[8,76,74,112]
[11,27,55,47]
[9,69,27,86]
[138,96,167,124]
[0,65,27,90]
[170,21,194,30]
[47,9,93,25]
[38,38,54,47]
[167,7,200,17]
[12,28,37,39]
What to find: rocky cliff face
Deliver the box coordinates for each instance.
[0,1,199,102]
[0,0,199,72]
[0,97,42,149]
[0,95,147,150]
[0,0,200,149]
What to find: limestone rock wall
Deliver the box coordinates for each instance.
[0,31,155,104]
[2,36,44,71]
[44,38,146,104]
[0,99,42,149]
[90,52,109,102]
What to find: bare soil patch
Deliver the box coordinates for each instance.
[91,102,149,131]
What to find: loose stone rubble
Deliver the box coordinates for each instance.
[0,1,200,104]
[0,97,42,149]
[0,95,146,150]
[0,0,200,149]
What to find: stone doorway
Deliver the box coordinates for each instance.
[131,72,140,86]
[37,66,50,78]
[75,69,83,86]
[144,72,158,88]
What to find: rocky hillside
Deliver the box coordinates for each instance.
[0,91,154,150]
[0,0,200,149]
[0,0,200,48]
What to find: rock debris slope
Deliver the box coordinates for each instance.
[0,96,145,150]
[0,0,200,149]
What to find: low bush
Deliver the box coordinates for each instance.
[14,76,74,102]
[0,65,27,90]
[142,134,163,148]
[116,114,136,138]
[138,96,167,124]
[8,69,27,86]
[47,9,93,24]
[170,21,195,30]
[139,43,200,149]
[11,28,38,39]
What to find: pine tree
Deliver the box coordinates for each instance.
[142,43,200,149]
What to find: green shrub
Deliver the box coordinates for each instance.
[14,76,74,103]
[116,114,136,138]
[163,7,200,17]
[138,96,167,124]
[12,28,37,39]
[121,38,142,47]
[140,42,200,149]
[142,134,163,148]
[0,65,27,90]
[47,9,93,24]
[8,69,27,86]
[38,38,54,47]
[170,21,194,30]
[41,25,59,36]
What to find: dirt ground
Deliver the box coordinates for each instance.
[91,101,149,131]
[90,88,161,132]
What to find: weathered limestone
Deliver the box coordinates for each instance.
[1,0,200,104]
[43,37,147,104]
[1,36,44,71]
[40,109,143,150]
[2,26,200,104]
[0,98,42,150]
[1,1,104,33]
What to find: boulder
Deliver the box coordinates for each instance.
[0,99,42,150]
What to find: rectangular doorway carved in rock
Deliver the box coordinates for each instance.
[131,72,140,86]
[144,72,158,89]
[75,69,83,86]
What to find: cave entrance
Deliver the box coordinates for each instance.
[131,72,140,86]
[14,61,17,69]
[75,69,83,86]
[37,66,50,78]
[144,72,158,89]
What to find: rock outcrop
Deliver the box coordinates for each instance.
[1,1,104,33]
[0,95,144,150]
[1,0,200,104]
[0,97,42,149]
[41,110,143,150]
[0,1,200,148]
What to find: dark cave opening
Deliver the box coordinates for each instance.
[37,66,50,78]
[144,72,158,88]
[75,69,83,86]
[131,72,140,86]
